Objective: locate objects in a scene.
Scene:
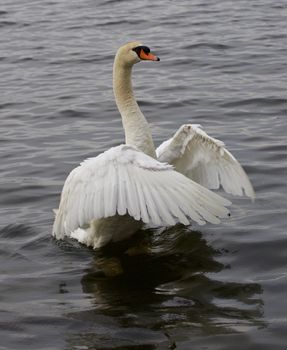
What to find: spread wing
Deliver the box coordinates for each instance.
[53,144,231,238]
[156,124,255,199]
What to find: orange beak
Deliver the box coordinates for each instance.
[139,49,160,61]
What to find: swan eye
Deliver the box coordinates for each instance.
[132,45,160,62]
[132,45,150,57]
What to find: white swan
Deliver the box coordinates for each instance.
[53,41,254,249]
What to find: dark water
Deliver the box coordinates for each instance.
[1,0,287,349]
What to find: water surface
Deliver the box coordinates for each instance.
[1,0,287,349]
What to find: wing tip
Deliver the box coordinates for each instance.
[247,189,256,202]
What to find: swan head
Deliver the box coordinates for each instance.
[115,41,160,67]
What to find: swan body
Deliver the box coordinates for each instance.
[53,42,254,249]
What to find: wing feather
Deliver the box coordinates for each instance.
[178,182,221,224]
[117,163,127,216]
[125,165,141,220]
[133,167,150,223]
[157,124,255,200]
[53,144,231,238]
[140,172,162,226]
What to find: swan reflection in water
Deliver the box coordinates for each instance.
[66,227,265,348]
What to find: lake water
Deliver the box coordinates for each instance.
[1,0,287,349]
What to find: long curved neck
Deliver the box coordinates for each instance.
[113,59,156,158]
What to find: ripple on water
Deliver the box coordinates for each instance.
[1,0,287,349]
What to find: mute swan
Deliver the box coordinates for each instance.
[53,41,254,249]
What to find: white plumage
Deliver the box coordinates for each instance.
[157,124,255,200]
[53,42,254,249]
[53,144,231,240]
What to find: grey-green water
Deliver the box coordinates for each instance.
[1,0,287,349]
